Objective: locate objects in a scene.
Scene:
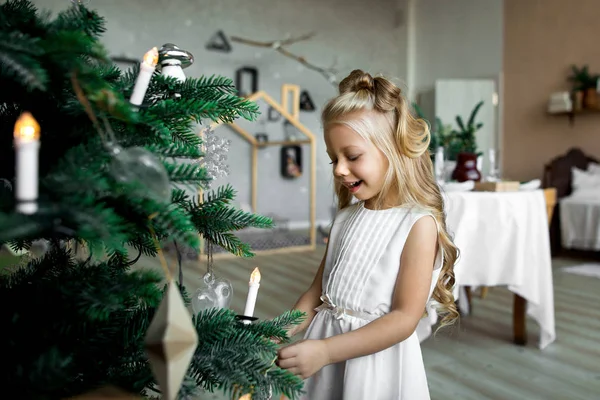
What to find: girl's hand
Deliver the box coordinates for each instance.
[276,339,330,379]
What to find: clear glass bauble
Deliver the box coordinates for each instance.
[191,272,233,315]
[109,146,171,203]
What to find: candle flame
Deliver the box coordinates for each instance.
[14,112,40,141]
[250,267,261,285]
[143,47,159,67]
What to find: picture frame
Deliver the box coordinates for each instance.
[235,66,259,97]
[281,145,303,179]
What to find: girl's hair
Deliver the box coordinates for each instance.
[322,69,459,328]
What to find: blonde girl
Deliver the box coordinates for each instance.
[277,70,459,399]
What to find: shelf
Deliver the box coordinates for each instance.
[548,107,600,126]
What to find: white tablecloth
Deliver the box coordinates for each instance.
[417,190,556,349]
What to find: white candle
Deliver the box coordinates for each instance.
[130,47,159,106]
[243,267,261,319]
[14,112,41,214]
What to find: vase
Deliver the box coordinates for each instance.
[584,88,598,109]
[451,152,482,182]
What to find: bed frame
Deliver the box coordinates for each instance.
[543,148,599,255]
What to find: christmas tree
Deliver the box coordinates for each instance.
[0,1,303,399]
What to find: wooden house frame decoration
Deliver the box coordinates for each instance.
[205,84,317,257]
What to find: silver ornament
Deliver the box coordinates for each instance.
[157,43,194,83]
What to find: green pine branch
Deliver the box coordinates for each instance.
[164,161,209,185]
[147,142,203,159]
[190,308,305,399]
[205,231,253,258]
[197,206,274,232]
[0,32,46,91]
[187,192,273,256]
[49,3,106,38]
[246,310,306,344]
[200,184,237,210]
[147,74,260,124]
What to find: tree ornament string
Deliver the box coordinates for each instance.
[206,239,214,278]
[173,240,184,289]
[148,213,173,282]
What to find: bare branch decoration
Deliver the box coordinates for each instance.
[229,33,339,87]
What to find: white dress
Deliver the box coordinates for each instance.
[302,201,443,400]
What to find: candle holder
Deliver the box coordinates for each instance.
[235,315,259,325]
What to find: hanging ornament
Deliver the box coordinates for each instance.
[97,116,170,203]
[192,241,233,314]
[198,125,230,187]
[108,144,171,203]
[145,280,199,400]
[157,43,194,83]
[191,272,233,314]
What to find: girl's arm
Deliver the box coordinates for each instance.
[285,243,329,337]
[278,216,438,377]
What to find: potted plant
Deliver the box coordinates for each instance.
[450,101,484,182]
[568,65,599,109]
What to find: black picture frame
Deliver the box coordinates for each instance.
[281,145,303,179]
[235,67,259,97]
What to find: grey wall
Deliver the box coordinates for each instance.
[34,0,407,227]
[411,0,503,96]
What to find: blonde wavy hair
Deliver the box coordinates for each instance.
[322,69,459,328]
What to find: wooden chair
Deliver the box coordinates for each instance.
[543,148,599,256]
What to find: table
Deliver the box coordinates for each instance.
[417,189,556,350]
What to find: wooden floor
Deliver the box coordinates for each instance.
[157,247,600,400]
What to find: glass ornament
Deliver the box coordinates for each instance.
[109,145,171,203]
[191,272,233,315]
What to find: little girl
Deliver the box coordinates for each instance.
[277,70,459,399]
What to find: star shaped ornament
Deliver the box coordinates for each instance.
[145,281,199,400]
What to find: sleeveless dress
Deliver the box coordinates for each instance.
[301,201,443,400]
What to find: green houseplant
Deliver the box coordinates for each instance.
[450,101,484,182]
[568,64,599,109]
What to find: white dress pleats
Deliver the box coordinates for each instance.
[301,202,443,400]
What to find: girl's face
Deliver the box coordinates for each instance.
[325,122,389,208]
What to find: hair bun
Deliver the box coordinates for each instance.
[339,69,375,94]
